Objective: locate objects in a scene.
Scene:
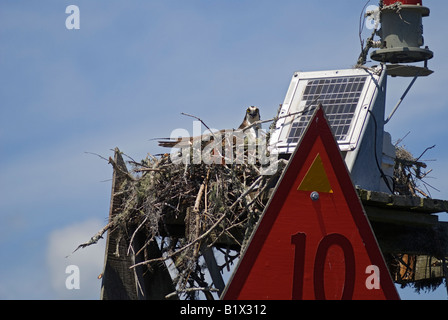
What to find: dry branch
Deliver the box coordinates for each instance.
[165,287,219,300]
[68,221,113,257]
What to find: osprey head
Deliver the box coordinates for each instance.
[246,106,260,124]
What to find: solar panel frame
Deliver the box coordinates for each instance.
[270,68,383,154]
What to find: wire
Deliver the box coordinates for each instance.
[367,109,395,193]
[359,0,371,50]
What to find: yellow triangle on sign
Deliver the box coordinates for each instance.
[297,153,333,193]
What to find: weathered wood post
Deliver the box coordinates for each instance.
[100,148,177,300]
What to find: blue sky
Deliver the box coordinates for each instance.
[1,0,447,300]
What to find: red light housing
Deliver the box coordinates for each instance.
[383,0,422,5]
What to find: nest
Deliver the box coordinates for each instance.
[77,142,287,299]
[394,145,436,198]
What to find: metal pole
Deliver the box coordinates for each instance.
[384,74,419,124]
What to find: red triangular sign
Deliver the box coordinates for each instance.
[223,106,400,300]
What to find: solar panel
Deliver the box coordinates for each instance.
[286,76,368,144]
[270,68,384,154]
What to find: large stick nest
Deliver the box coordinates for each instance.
[96,147,286,299]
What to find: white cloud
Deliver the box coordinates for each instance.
[46,219,106,300]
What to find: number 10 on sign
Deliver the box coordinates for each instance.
[291,232,381,300]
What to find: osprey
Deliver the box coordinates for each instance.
[239,106,261,132]
[158,106,261,148]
